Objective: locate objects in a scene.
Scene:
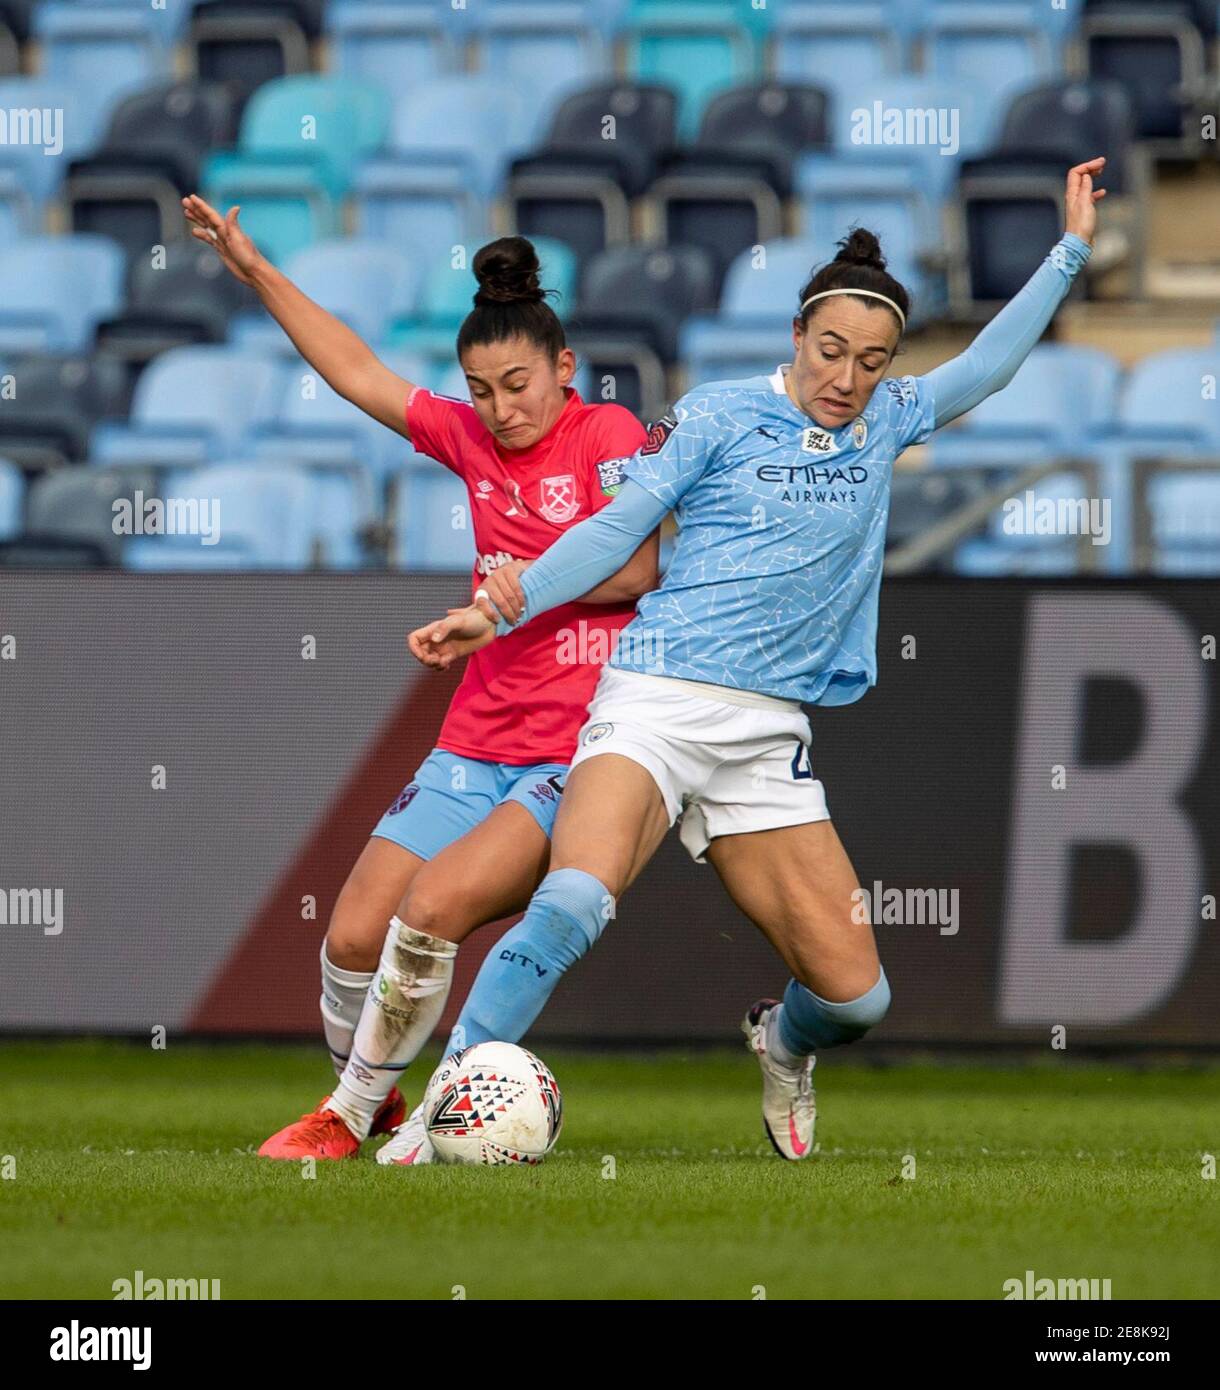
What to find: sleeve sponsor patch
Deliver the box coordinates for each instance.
[884,378,914,407]
[640,411,677,455]
[596,456,629,496]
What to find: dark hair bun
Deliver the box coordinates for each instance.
[472,236,546,306]
[833,228,887,272]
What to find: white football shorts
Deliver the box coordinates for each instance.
[567,666,830,863]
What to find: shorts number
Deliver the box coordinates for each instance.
[790,741,813,781]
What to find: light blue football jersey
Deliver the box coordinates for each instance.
[610,366,936,704]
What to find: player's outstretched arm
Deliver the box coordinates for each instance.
[409,479,669,666]
[924,159,1107,432]
[182,194,416,440]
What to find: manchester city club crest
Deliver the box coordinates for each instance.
[582,722,614,745]
[539,474,579,524]
[852,417,869,450]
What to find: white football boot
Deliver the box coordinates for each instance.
[742,999,816,1160]
[375,1101,436,1166]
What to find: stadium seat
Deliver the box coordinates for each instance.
[228,239,423,356]
[679,239,817,383]
[796,158,943,325]
[1146,471,1220,575]
[94,240,262,389]
[1075,0,1213,152]
[0,456,22,540]
[0,2,33,76]
[90,346,285,468]
[770,3,905,98]
[0,352,132,472]
[33,1,174,138]
[0,236,125,355]
[391,462,476,572]
[570,244,718,420]
[247,349,429,499]
[646,82,830,290]
[203,75,391,266]
[354,76,533,273]
[327,0,458,93]
[467,2,618,130]
[0,80,107,224]
[622,1,767,138]
[953,79,1140,309]
[188,0,325,96]
[384,237,579,375]
[23,463,161,565]
[1118,349,1220,449]
[831,76,1001,204]
[122,460,321,570]
[925,4,1060,111]
[64,80,242,264]
[886,469,992,571]
[507,82,679,263]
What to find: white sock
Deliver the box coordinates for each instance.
[319,943,374,1078]
[765,1005,805,1069]
[326,916,457,1140]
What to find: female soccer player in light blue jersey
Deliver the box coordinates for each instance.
[409,160,1107,1160]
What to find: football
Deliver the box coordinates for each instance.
[423,1042,563,1165]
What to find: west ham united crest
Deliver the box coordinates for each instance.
[539,474,579,524]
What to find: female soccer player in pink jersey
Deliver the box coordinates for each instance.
[181,198,656,1160]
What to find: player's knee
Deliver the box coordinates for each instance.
[785,967,891,1048]
[503,868,611,973]
[324,916,383,973]
[395,881,476,943]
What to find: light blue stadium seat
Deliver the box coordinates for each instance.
[679,239,821,383]
[203,76,392,266]
[0,456,23,540]
[384,236,579,370]
[0,81,106,219]
[353,76,535,271]
[229,238,424,356]
[796,156,942,323]
[327,0,458,92]
[771,3,905,97]
[468,3,617,131]
[830,76,1001,202]
[91,347,286,468]
[33,1,174,138]
[925,4,1059,110]
[623,1,766,138]
[1119,349,1220,449]
[0,235,124,353]
[248,350,429,501]
[392,463,476,572]
[122,462,319,571]
[1147,472,1220,573]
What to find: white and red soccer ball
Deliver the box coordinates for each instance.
[423,1042,563,1165]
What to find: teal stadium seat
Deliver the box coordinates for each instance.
[384,236,578,375]
[203,76,391,265]
[623,0,767,139]
[0,235,124,354]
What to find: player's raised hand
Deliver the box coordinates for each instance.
[474,560,530,626]
[181,193,264,286]
[1064,158,1107,247]
[408,605,496,670]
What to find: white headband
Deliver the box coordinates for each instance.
[800,288,906,332]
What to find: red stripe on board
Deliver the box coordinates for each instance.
[186,665,519,1034]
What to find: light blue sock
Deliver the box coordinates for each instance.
[775,968,891,1058]
[443,867,612,1054]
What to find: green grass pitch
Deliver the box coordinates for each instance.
[1,1040,1216,1300]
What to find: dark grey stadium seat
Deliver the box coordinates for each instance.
[66,80,243,264]
[508,83,679,262]
[569,244,718,419]
[0,355,132,472]
[189,0,325,98]
[23,465,160,566]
